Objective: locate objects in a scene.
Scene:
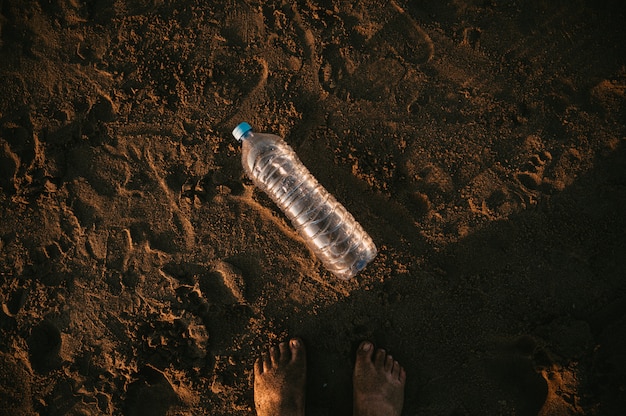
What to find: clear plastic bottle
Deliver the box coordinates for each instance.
[232,122,377,279]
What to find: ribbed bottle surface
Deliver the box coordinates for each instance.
[240,131,377,279]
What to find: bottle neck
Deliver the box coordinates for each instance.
[240,131,254,141]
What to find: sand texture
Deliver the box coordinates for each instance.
[1,0,625,414]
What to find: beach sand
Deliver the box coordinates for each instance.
[1,0,625,414]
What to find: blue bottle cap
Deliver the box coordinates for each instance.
[232,122,253,142]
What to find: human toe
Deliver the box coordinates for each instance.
[356,341,374,363]
[391,360,401,379]
[270,345,280,366]
[385,354,395,372]
[278,342,290,364]
[374,348,387,367]
[289,338,305,364]
[254,357,263,376]
[262,351,272,372]
[399,367,407,383]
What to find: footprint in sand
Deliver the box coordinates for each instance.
[105,227,133,272]
[222,0,265,48]
[515,140,582,196]
[1,286,29,317]
[162,259,253,361]
[0,113,41,196]
[319,1,433,99]
[125,365,180,416]
[515,135,553,192]
[377,1,435,66]
[27,319,63,373]
[164,258,247,313]
[516,150,553,190]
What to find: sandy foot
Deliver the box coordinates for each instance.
[254,338,307,416]
[353,341,406,416]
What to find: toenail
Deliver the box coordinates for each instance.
[361,341,372,351]
[290,339,300,348]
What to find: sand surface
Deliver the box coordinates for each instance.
[1,1,626,415]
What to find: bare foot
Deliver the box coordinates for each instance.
[254,338,306,416]
[353,341,406,416]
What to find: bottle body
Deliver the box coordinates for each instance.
[235,125,377,279]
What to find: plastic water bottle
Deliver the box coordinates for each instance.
[232,122,377,279]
